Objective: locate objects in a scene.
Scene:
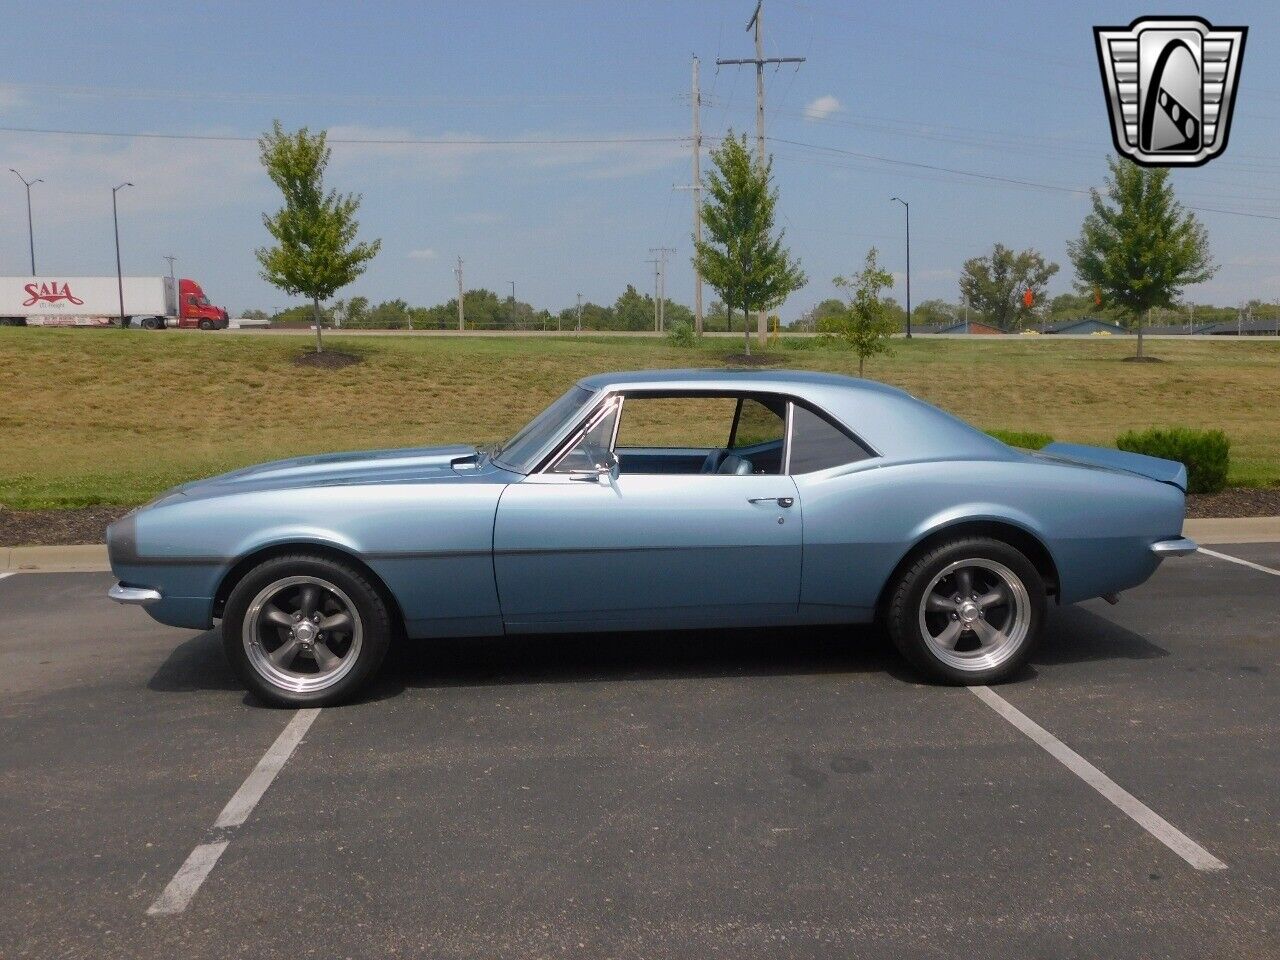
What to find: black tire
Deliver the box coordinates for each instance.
[198,319,215,330]
[141,317,161,330]
[886,536,1045,685]
[222,553,393,707]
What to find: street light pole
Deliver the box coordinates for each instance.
[891,197,911,338]
[112,183,133,328]
[9,169,43,275]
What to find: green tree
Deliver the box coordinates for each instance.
[818,247,897,377]
[914,298,959,328]
[693,133,806,355]
[256,121,380,353]
[613,284,656,331]
[959,243,1059,331]
[1068,156,1216,358]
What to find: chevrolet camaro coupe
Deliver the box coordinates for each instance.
[108,369,1197,706]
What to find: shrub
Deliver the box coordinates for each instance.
[987,429,1053,450]
[1115,427,1229,494]
[665,320,695,348]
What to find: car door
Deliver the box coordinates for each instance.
[493,392,802,631]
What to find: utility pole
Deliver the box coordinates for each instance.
[163,255,178,319]
[9,169,42,275]
[717,1,804,347]
[454,256,465,330]
[674,56,705,334]
[649,246,676,331]
[644,258,661,331]
[509,280,517,329]
[112,182,133,328]
[576,292,583,333]
[891,196,912,338]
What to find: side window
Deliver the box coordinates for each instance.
[731,398,786,449]
[788,404,873,473]
[615,396,738,449]
[551,402,620,473]
[610,394,783,475]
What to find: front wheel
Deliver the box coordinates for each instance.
[198,319,215,330]
[886,537,1045,685]
[223,554,392,707]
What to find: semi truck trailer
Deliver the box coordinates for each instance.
[0,276,229,329]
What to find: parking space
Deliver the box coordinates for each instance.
[0,553,1276,958]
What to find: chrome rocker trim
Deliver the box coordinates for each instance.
[1150,537,1198,558]
[109,583,163,605]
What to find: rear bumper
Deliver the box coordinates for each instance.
[1151,537,1198,558]
[108,583,163,605]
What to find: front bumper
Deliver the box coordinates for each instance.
[1151,537,1198,558]
[108,583,163,605]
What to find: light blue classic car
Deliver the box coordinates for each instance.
[108,369,1197,706]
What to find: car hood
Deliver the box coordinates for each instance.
[174,444,502,499]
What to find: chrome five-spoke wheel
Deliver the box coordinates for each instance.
[243,576,363,694]
[917,558,1031,672]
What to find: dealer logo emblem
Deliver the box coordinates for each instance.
[1094,16,1247,167]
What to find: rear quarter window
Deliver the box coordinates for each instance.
[788,404,874,473]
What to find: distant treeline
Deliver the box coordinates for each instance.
[252,286,770,332]
[243,288,1278,332]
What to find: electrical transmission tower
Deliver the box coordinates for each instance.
[717,0,804,346]
[649,246,676,332]
[454,256,465,330]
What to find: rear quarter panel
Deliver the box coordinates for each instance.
[795,457,1184,614]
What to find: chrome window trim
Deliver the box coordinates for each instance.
[783,401,795,474]
[540,394,623,475]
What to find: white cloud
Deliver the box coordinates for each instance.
[407,248,437,260]
[804,95,843,121]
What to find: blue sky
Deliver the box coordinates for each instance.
[1,0,1277,318]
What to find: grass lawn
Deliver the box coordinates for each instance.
[1,328,1276,509]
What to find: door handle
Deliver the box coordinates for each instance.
[748,496,794,508]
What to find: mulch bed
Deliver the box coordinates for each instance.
[1185,486,1280,519]
[0,505,132,547]
[3,486,1278,547]
[293,350,362,369]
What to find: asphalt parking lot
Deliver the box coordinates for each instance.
[1,546,1276,959]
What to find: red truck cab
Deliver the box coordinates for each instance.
[178,279,229,329]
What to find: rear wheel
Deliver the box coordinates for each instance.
[886,537,1045,685]
[141,317,162,330]
[223,554,392,707]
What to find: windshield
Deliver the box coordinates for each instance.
[493,385,595,472]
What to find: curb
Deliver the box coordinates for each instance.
[2,517,1277,573]
[2,545,112,573]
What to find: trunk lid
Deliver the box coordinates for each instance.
[1037,442,1188,491]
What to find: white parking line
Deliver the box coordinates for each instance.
[0,572,15,582]
[147,708,321,916]
[1197,546,1280,577]
[970,686,1227,872]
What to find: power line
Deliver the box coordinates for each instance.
[768,137,1280,221]
[0,81,682,109]
[0,125,690,146]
